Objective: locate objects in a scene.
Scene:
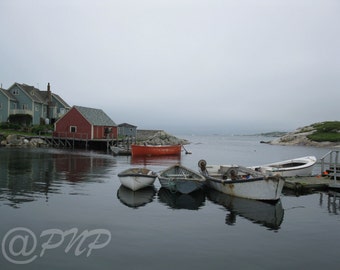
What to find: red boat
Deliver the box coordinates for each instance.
[131,144,182,157]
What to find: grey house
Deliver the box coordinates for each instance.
[0,87,17,123]
[0,82,70,125]
[118,123,137,138]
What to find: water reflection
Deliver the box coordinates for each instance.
[207,189,284,230]
[117,185,156,208]
[158,188,206,210]
[320,191,340,215]
[0,148,113,208]
[130,155,181,166]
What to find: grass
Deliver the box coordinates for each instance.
[307,121,340,142]
[0,124,53,138]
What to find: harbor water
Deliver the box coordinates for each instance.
[0,135,339,269]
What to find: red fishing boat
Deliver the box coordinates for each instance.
[131,144,182,157]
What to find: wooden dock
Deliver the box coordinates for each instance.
[284,176,333,192]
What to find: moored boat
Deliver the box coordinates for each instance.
[158,164,206,194]
[118,167,157,191]
[250,156,317,177]
[131,144,181,157]
[198,160,285,202]
[110,146,131,156]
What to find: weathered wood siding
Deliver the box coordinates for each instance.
[54,107,92,139]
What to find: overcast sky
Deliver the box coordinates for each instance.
[1,0,339,135]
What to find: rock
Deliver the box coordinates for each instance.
[140,131,189,145]
[6,134,22,146]
[30,138,47,147]
[1,135,48,148]
[269,125,340,148]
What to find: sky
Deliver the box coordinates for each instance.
[0,0,339,135]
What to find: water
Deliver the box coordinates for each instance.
[0,135,339,270]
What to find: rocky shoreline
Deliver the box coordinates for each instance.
[0,130,189,148]
[1,134,48,147]
[268,126,340,148]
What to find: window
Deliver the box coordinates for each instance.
[12,89,19,95]
[35,105,39,111]
[70,126,77,133]
[22,104,28,110]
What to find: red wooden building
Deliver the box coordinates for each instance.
[54,105,117,140]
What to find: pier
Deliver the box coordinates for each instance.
[284,176,331,192]
[30,135,136,151]
[284,150,340,192]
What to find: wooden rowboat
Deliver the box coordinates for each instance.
[118,167,157,191]
[131,144,181,157]
[158,164,206,194]
[198,160,285,202]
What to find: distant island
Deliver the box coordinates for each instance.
[257,131,288,137]
[266,121,340,148]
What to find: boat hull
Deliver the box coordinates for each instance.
[198,161,284,201]
[118,168,157,191]
[111,146,131,156]
[250,156,317,177]
[158,178,205,194]
[131,144,181,157]
[158,164,206,194]
[205,176,285,201]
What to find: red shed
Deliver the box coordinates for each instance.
[54,105,117,140]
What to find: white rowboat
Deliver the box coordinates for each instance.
[118,168,157,191]
[250,156,317,177]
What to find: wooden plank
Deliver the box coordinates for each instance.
[284,176,331,191]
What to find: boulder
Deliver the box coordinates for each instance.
[142,131,189,145]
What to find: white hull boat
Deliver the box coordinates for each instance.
[198,160,285,202]
[118,168,157,191]
[250,156,317,177]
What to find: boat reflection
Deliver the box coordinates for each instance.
[130,155,181,166]
[207,189,284,230]
[158,188,206,210]
[117,185,156,208]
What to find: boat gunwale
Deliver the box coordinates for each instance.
[159,165,206,181]
[118,168,157,178]
[118,173,157,179]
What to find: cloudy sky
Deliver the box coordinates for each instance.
[1,0,339,135]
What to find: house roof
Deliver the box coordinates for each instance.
[118,123,137,128]
[74,105,116,126]
[19,83,46,104]
[0,88,17,101]
[52,93,70,108]
[39,91,70,108]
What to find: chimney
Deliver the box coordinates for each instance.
[47,83,52,103]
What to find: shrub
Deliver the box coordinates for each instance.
[308,121,340,142]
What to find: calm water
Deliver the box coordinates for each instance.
[0,135,339,270]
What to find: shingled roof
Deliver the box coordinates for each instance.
[74,105,116,126]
